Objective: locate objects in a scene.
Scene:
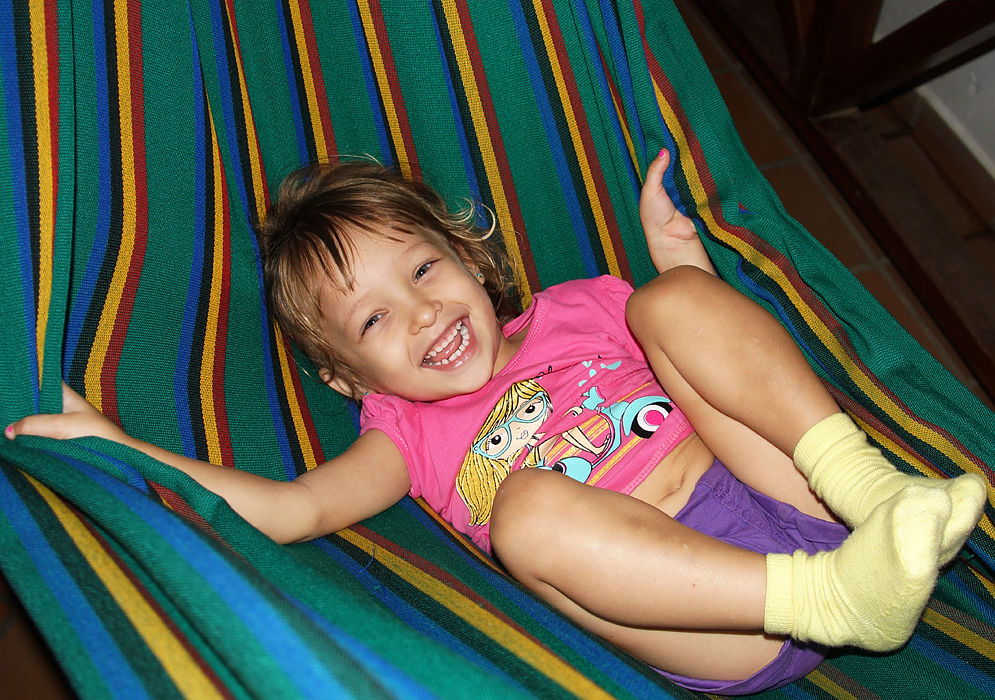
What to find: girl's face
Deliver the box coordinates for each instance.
[318,229,519,402]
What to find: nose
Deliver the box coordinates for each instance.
[409,295,441,333]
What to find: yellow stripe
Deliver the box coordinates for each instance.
[26,474,226,699]
[652,78,983,476]
[439,0,532,307]
[223,0,268,224]
[338,529,614,699]
[287,1,328,158]
[608,85,638,177]
[805,670,860,700]
[200,114,226,464]
[355,0,411,178]
[923,607,995,661]
[86,0,138,410]
[274,324,318,470]
[530,0,620,279]
[30,1,54,384]
[969,565,995,600]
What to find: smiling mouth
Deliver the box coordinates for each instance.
[423,320,470,366]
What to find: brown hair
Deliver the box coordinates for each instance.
[258,160,518,398]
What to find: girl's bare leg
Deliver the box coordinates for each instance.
[490,468,783,682]
[626,265,839,521]
[625,265,987,562]
[492,467,951,679]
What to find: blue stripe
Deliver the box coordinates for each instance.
[70,446,150,494]
[781,681,820,699]
[274,0,310,165]
[65,0,114,374]
[909,634,995,697]
[175,17,207,460]
[0,466,150,699]
[0,2,39,412]
[283,579,447,700]
[427,0,483,213]
[575,2,641,197]
[397,499,661,694]
[205,0,297,480]
[310,536,516,685]
[57,452,352,698]
[506,0,598,278]
[348,0,393,167]
[946,569,995,628]
[596,0,647,160]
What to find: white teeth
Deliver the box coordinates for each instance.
[424,321,470,366]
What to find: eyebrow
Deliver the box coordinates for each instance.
[340,237,438,333]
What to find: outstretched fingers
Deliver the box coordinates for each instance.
[6,381,127,443]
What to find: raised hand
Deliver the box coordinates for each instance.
[639,149,713,275]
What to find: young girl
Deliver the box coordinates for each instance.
[8,153,987,695]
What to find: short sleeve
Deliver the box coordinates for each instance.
[360,395,425,499]
[595,275,648,361]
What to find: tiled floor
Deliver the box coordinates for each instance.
[675,0,992,408]
[2,3,993,697]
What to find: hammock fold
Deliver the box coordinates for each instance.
[2,0,993,697]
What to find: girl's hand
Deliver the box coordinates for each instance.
[639,149,714,275]
[5,382,129,444]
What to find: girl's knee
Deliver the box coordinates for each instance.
[625,265,714,335]
[491,469,577,567]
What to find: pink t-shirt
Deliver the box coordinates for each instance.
[361,275,694,553]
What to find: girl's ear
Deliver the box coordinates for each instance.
[319,367,361,398]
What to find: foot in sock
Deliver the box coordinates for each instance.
[794,413,988,565]
[764,484,948,652]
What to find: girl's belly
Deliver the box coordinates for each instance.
[628,432,714,516]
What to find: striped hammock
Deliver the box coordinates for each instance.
[1,0,993,697]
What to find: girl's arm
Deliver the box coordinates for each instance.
[6,383,410,545]
[639,149,715,275]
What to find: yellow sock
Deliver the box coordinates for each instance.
[764,484,947,651]
[794,412,987,565]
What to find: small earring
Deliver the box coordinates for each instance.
[476,272,484,279]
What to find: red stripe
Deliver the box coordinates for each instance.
[102,0,150,424]
[297,0,337,162]
[69,499,238,700]
[366,0,421,179]
[213,156,235,467]
[451,3,542,294]
[538,0,632,284]
[283,332,326,465]
[350,524,544,638]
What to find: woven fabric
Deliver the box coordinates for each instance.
[1,0,993,697]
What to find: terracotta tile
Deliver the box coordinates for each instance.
[712,71,794,166]
[885,136,985,240]
[672,0,734,73]
[0,611,75,699]
[763,161,871,268]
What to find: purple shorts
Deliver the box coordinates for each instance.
[659,460,849,696]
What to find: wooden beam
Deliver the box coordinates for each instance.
[811,0,995,115]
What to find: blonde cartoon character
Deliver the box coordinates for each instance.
[457,379,551,525]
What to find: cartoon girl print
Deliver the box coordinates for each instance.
[457,379,552,525]
[535,386,673,484]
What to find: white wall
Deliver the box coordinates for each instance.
[876,0,995,179]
